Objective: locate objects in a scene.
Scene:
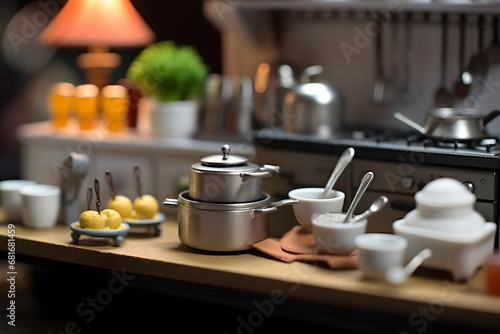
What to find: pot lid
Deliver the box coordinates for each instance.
[200,144,248,167]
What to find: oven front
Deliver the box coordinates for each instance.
[254,143,499,247]
[351,159,498,236]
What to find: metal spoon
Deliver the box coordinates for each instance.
[348,195,388,224]
[342,171,374,224]
[454,14,470,99]
[487,15,500,66]
[385,248,433,285]
[320,147,355,199]
[434,13,453,107]
[372,20,391,105]
[401,12,417,103]
[463,14,488,90]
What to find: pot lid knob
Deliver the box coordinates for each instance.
[200,144,248,166]
[222,144,230,160]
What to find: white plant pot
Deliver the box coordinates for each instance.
[150,99,198,138]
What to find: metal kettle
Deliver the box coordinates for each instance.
[283,65,342,138]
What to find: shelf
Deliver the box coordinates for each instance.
[204,0,500,53]
[208,0,500,13]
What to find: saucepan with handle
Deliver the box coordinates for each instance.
[189,144,280,203]
[394,108,500,141]
[164,191,297,252]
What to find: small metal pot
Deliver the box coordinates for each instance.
[164,191,297,252]
[189,144,279,203]
[394,108,500,141]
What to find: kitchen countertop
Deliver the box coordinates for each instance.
[1,217,499,331]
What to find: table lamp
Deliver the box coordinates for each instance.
[39,0,155,88]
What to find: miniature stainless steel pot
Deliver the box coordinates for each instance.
[189,144,279,203]
[163,190,297,252]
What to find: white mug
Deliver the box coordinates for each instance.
[0,180,37,222]
[20,184,61,229]
[355,233,408,280]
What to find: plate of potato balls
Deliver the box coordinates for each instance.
[105,168,163,235]
[70,179,130,246]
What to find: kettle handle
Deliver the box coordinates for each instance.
[300,65,323,84]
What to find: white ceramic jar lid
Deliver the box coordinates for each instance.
[415,178,475,208]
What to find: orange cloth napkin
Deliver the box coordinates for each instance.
[253,226,358,269]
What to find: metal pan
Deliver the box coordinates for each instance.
[164,191,297,252]
[394,108,500,141]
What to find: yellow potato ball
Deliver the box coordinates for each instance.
[101,208,122,230]
[107,195,133,218]
[79,210,105,230]
[133,194,158,219]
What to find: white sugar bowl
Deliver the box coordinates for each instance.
[393,178,496,281]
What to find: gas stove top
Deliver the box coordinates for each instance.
[254,128,500,170]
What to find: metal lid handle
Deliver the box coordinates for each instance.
[221,144,231,160]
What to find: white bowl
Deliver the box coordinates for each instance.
[312,212,367,255]
[288,187,345,230]
[393,219,496,281]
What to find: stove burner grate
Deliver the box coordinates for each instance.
[406,135,499,151]
[347,129,500,153]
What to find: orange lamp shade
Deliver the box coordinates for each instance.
[39,0,155,47]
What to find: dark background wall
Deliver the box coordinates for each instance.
[0,0,221,180]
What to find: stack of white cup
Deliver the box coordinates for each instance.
[0,180,61,229]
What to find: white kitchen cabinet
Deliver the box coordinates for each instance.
[18,121,255,213]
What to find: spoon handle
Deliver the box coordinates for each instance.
[349,195,388,224]
[343,171,374,223]
[320,147,355,199]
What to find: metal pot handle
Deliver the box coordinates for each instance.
[251,206,278,219]
[240,171,272,183]
[251,198,298,219]
[271,198,299,207]
[393,112,427,135]
[240,164,280,183]
[483,108,500,126]
[261,164,280,174]
[163,198,179,208]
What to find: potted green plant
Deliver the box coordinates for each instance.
[127,40,208,137]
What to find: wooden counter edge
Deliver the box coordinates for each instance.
[1,221,499,330]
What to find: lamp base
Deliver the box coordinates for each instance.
[76,47,121,88]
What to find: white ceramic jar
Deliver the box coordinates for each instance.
[393,177,496,280]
